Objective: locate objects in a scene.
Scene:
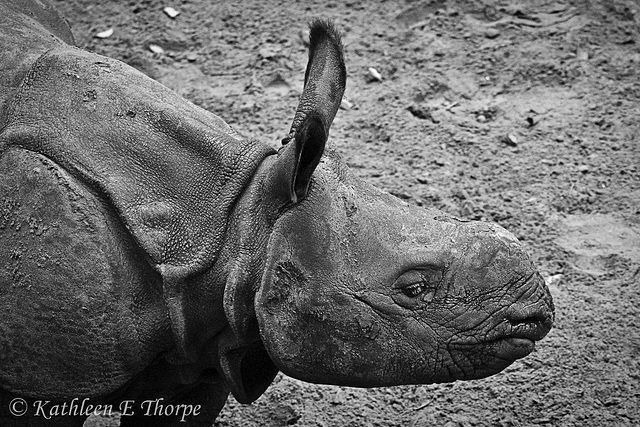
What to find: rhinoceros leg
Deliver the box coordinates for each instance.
[118,383,229,427]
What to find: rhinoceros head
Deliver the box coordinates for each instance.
[251,21,552,388]
[219,21,553,403]
[257,159,554,386]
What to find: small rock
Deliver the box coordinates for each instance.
[186,52,197,62]
[366,67,383,82]
[148,44,164,54]
[340,98,354,110]
[484,28,500,39]
[95,28,114,39]
[503,133,518,146]
[477,114,486,123]
[163,7,180,18]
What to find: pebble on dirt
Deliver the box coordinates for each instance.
[503,133,518,146]
[340,98,354,110]
[95,28,113,39]
[366,67,383,82]
[148,44,164,54]
[163,7,180,18]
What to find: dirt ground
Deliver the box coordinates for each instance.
[51,0,639,425]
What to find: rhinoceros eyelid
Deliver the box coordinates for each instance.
[394,270,423,287]
[395,267,442,283]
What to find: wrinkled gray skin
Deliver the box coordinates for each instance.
[0,1,554,426]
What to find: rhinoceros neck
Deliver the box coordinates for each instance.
[217,155,279,340]
[162,155,278,372]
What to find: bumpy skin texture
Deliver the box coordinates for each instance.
[0,2,554,426]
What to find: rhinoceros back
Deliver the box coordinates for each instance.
[0,0,74,128]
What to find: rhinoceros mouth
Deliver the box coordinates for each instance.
[480,275,555,359]
[505,317,550,341]
[483,318,548,359]
[452,309,552,361]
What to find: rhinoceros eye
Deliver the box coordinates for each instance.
[402,282,426,298]
[393,268,442,303]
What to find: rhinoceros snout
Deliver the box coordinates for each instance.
[504,272,555,333]
[484,272,555,363]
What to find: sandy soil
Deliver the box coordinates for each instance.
[52,0,640,425]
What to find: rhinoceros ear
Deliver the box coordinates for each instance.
[274,20,346,204]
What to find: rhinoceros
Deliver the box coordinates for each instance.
[0,0,554,425]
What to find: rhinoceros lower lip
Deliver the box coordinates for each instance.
[489,337,536,360]
[482,318,548,359]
